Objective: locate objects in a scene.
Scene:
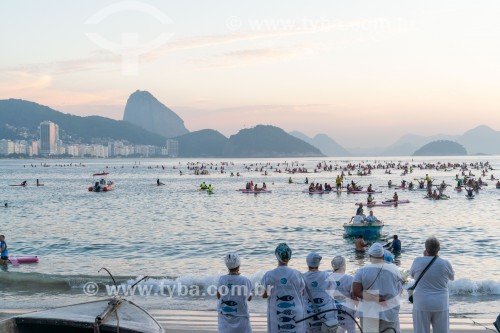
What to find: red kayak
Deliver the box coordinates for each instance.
[7,256,39,265]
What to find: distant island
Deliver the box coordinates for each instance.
[413,140,468,156]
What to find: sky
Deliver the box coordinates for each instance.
[1,0,499,148]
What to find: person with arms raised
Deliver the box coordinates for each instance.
[409,237,454,333]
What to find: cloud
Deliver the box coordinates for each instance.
[2,17,409,76]
[0,72,52,94]
[187,45,315,68]
[0,71,125,114]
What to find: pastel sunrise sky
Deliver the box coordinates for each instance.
[1,1,499,147]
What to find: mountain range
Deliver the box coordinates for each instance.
[379,125,500,155]
[289,131,351,157]
[1,91,498,157]
[175,125,323,157]
[0,99,166,146]
[0,97,322,157]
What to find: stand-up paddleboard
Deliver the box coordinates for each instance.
[7,256,39,266]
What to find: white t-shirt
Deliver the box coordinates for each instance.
[353,215,366,224]
[261,266,305,333]
[217,274,253,333]
[331,273,357,331]
[302,271,338,332]
[353,262,402,322]
[409,256,454,311]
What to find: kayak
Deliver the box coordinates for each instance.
[465,195,475,199]
[348,190,382,194]
[382,199,410,205]
[241,189,272,193]
[424,195,449,200]
[303,190,325,194]
[454,187,463,191]
[7,256,39,265]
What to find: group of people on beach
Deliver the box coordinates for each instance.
[217,237,454,333]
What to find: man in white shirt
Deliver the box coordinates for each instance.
[409,237,454,333]
[352,243,402,333]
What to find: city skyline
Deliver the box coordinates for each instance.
[1,1,500,148]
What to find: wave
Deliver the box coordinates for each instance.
[448,278,500,296]
[1,272,498,297]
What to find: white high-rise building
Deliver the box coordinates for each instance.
[166,139,179,157]
[39,121,59,155]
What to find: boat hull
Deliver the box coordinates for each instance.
[0,299,163,333]
[343,223,384,239]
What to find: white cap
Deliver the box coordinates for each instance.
[224,252,241,269]
[368,243,384,258]
[331,256,346,270]
[306,252,322,267]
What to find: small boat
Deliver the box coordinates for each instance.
[0,298,164,333]
[465,195,475,199]
[348,190,382,194]
[343,222,384,238]
[88,173,115,192]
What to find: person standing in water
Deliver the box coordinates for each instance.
[0,235,9,264]
[261,243,305,333]
[217,252,253,333]
[355,235,368,252]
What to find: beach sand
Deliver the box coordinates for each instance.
[1,309,497,332]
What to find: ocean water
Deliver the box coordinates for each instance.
[0,157,499,317]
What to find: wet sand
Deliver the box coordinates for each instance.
[1,309,496,332]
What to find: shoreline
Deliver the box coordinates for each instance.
[1,309,496,332]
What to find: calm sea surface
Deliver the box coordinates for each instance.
[0,157,499,317]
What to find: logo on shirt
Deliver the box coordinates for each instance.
[311,281,318,287]
[280,278,288,284]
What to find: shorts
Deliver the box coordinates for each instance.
[1,256,8,260]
